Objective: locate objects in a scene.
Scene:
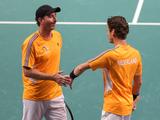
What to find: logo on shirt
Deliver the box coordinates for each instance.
[117,57,137,65]
[42,46,49,52]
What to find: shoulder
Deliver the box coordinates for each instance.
[52,30,63,47]
[103,46,120,56]
[101,47,120,57]
[128,45,142,61]
[22,32,39,48]
[52,30,62,36]
[130,45,141,55]
[89,47,116,61]
[52,30,62,41]
[102,47,116,55]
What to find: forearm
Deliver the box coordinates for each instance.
[23,68,54,80]
[132,75,142,95]
[132,83,142,95]
[132,75,142,110]
[74,62,90,76]
[70,62,90,79]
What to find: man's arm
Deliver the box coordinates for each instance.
[74,62,90,76]
[132,75,142,95]
[23,67,55,80]
[132,74,142,110]
[23,66,71,86]
[69,61,90,89]
[70,61,90,80]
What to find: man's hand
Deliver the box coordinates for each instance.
[133,95,140,111]
[69,78,74,89]
[52,71,72,86]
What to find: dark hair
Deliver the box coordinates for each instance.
[35,5,61,26]
[107,16,129,39]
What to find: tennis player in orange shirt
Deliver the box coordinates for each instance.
[70,16,142,120]
[21,5,71,120]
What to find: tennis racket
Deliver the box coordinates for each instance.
[65,101,74,120]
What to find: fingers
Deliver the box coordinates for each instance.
[57,71,63,74]
[69,78,73,89]
[134,96,140,103]
[56,75,72,87]
[63,75,70,79]
[132,105,136,111]
[132,96,140,111]
[63,76,72,85]
[53,72,73,88]
[69,84,72,89]
[63,75,74,89]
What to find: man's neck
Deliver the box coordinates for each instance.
[113,38,127,47]
[39,27,52,39]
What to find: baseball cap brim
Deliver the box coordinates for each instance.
[52,7,61,13]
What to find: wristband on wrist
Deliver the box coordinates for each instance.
[70,69,78,80]
[133,93,139,100]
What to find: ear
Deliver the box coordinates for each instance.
[111,29,116,38]
[38,17,42,24]
[110,29,115,36]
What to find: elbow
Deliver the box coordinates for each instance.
[24,73,30,77]
[23,70,30,77]
[134,75,142,87]
[136,79,142,88]
[139,80,142,87]
[23,68,32,77]
[138,76,143,87]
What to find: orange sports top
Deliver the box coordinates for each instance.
[89,44,142,115]
[22,30,63,100]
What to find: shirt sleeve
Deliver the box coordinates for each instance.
[22,39,36,69]
[88,51,111,71]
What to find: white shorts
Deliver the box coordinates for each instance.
[101,111,131,120]
[22,95,67,120]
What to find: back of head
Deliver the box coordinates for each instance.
[35,4,61,26]
[107,16,129,40]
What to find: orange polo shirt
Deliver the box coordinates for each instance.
[22,30,63,100]
[89,44,142,115]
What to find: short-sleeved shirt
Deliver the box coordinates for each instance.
[89,44,142,115]
[22,30,63,100]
